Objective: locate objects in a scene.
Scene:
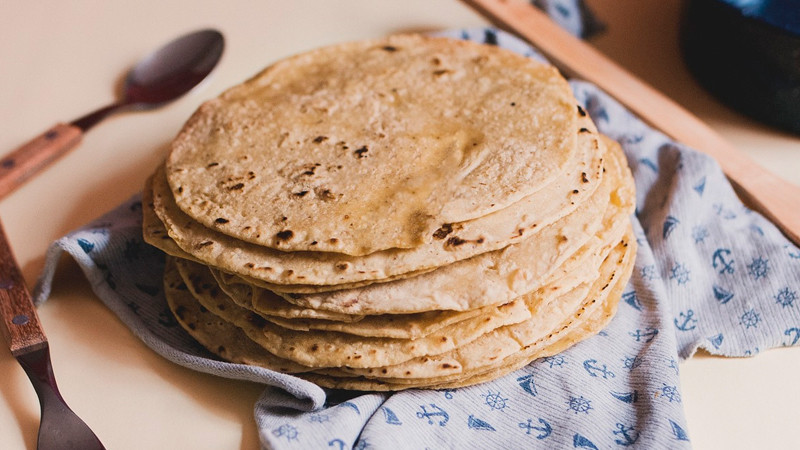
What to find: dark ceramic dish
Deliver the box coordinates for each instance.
[681,0,800,134]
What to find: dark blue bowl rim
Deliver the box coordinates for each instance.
[714,0,800,35]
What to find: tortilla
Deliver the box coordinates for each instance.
[329,228,633,381]
[299,228,635,390]
[178,256,525,340]
[175,257,363,323]
[163,258,314,374]
[168,226,634,390]
[144,33,639,391]
[175,253,533,369]
[270,136,630,314]
[149,113,602,289]
[166,34,580,255]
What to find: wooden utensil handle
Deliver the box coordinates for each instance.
[0,123,83,200]
[463,0,800,246]
[0,218,46,356]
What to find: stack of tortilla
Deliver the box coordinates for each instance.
[142,34,637,391]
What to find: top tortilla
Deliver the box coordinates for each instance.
[166,33,578,255]
[147,113,600,288]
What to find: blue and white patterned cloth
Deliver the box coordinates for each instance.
[33,10,800,450]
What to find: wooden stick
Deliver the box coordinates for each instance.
[463,0,800,246]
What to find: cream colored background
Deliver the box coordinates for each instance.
[0,1,798,449]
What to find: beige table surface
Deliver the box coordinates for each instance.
[1,1,799,449]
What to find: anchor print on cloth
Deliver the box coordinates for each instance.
[31,12,800,450]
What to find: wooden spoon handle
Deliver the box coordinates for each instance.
[463,0,800,246]
[0,218,46,356]
[0,123,83,200]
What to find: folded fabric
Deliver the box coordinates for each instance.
[34,22,800,450]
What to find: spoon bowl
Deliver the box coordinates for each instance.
[127,29,224,106]
[73,28,224,131]
[0,28,225,199]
